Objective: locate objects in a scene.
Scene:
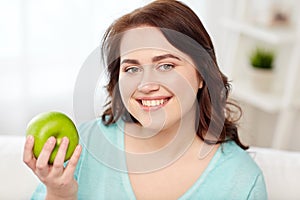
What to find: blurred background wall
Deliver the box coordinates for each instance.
[0,0,299,151]
[0,0,206,134]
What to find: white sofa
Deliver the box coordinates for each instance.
[0,135,39,200]
[1,135,300,200]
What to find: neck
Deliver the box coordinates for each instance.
[124,106,207,173]
[125,103,201,153]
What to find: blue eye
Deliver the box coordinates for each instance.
[157,64,174,71]
[125,66,142,73]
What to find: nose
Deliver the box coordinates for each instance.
[137,82,160,93]
[137,69,160,93]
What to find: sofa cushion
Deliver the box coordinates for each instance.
[0,135,39,200]
[248,147,300,200]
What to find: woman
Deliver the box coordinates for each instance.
[24,0,267,199]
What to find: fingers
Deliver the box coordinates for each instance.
[23,135,37,170]
[24,135,82,185]
[63,144,82,180]
[51,137,69,176]
[35,136,56,177]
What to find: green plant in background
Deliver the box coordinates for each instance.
[250,47,275,70]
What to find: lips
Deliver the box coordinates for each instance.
[136,97,171,110]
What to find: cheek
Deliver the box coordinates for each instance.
[174,80,198,109]
[162,71,198,99]
[161,72,199,115]
[118,74,140,106]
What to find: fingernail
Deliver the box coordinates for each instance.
[61,137,68,144]
[48,136,55,144]
[74,145,81,154]
[27,135,34,141]
[64,137,69,142]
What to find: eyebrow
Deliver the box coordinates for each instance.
[120,59,140,65]
[120,54,181,65]
[152,54,181,62]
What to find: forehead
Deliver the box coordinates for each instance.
[119,26,191,62]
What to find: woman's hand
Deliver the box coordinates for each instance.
[23,135,82,200]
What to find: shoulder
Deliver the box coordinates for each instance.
[76,118,126,169]
[192,141,268,199]
[78,118,124,145]
[219,141,262,173]
[205,141,264,181]
[77,118,119,133]
[212,141,267,198]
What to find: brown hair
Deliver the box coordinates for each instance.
[101,0,248,150]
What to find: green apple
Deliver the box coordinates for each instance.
[26,111,79,164]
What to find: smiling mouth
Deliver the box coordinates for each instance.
[136,97,171,109]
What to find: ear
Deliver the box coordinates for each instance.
[197,72,203,89]
[199,80,203,89]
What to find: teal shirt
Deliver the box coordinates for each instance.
[31,119,267,200]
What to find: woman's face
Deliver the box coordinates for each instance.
[118,27,202,132]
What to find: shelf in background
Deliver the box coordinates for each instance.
[230,80,282,113]
[221,19,298,45]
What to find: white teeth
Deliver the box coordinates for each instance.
[141,99,168,107]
